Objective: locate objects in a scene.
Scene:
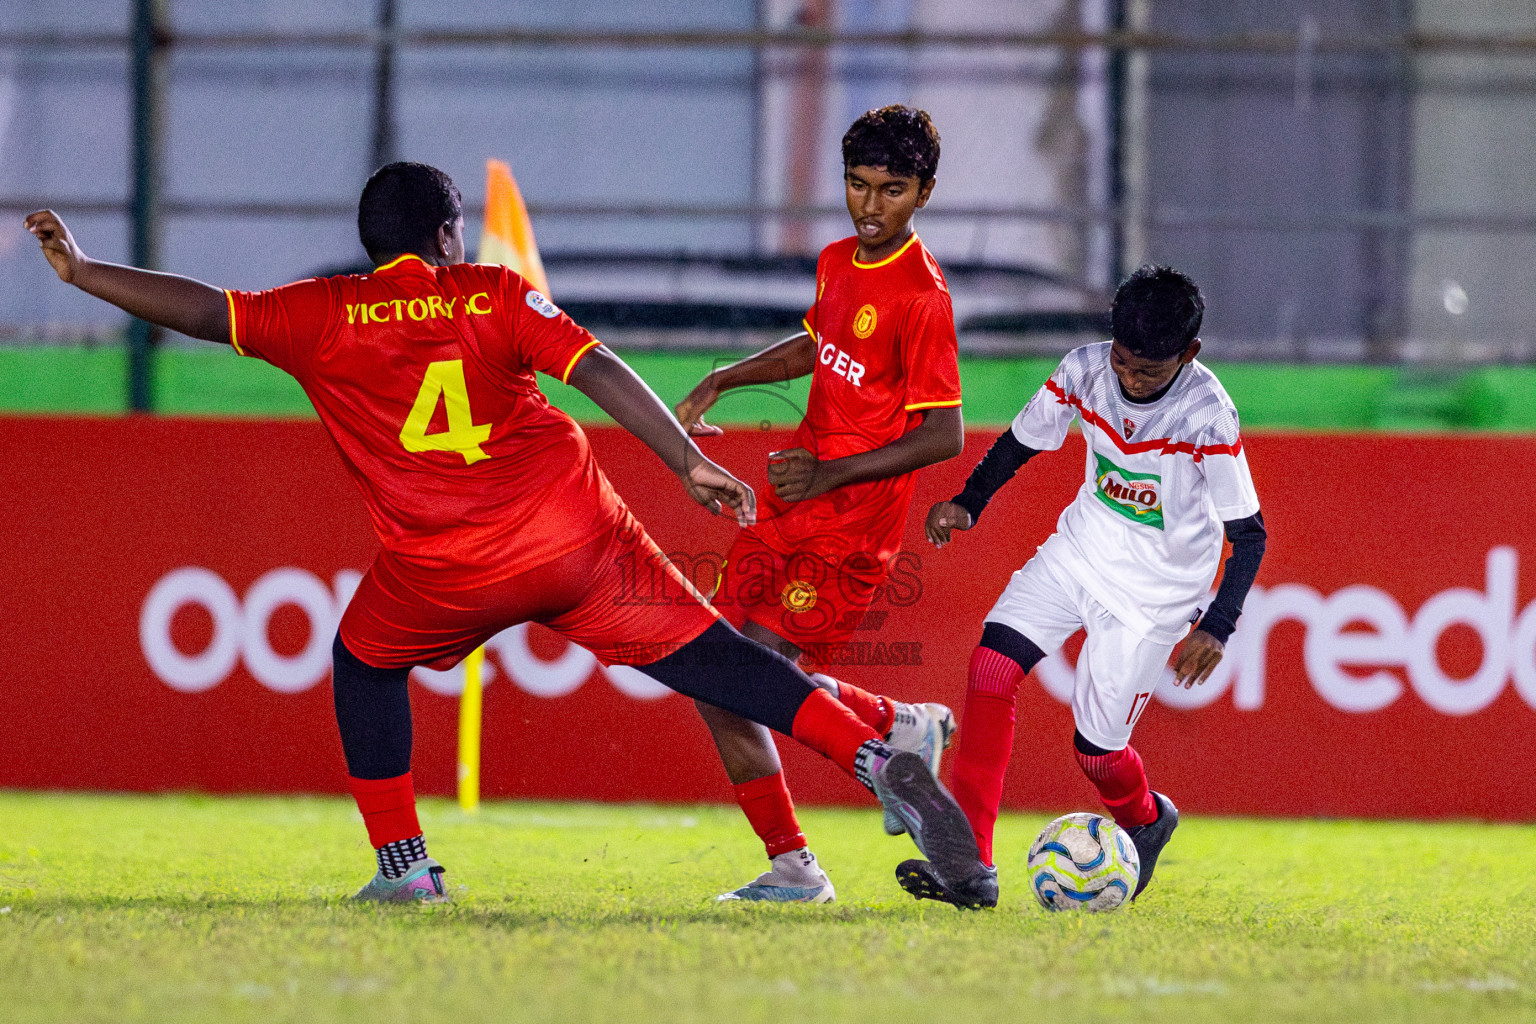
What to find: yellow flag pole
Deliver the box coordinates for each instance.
[457,646,484,813]
[458,158,544,815]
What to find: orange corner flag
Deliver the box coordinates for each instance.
[478,158,550,296]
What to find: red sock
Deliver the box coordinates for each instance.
[790,688,882,778]
[733,771,808,857]
[831,680,896,737]
[1075,744,1157,829]
[951,646,1025,866]
[349,773,422,849]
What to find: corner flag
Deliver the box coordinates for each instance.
[478,158,550,295]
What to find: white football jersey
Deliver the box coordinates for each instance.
[1010,342,1260,643]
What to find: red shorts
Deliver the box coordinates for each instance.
[714,527,887,666]
[339,509,718,671]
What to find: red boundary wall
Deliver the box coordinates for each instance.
[3,416,1534,820]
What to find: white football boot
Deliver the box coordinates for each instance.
[716,848,836,904]
[882,701,957,835]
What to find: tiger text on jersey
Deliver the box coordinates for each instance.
[818,340,866,386]
[755,234,960,574]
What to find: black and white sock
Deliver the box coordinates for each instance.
[377,834,428,879]
[852,739,895,793]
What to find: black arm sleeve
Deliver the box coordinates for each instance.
[1194,511,1267,644]
[950,429,1042,525]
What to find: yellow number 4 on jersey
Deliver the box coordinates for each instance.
[399,359,492,465]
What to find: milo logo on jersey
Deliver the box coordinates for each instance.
[1093,453,1163,529]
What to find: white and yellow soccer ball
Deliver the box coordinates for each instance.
[1026,812,1140,912]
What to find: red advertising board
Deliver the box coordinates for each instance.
[2,415,1532,820]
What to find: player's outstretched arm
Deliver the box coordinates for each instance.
[25,210,230,344]
[674,331,815,436]
[768,405,964,504]
[924,428,1043,547]
[568,344,756,526]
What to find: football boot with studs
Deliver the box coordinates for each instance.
[896,857,998,910]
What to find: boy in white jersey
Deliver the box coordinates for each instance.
[901,265,1266,909]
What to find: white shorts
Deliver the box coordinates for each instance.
[984,551,1175,751]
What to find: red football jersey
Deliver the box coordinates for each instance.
[226,255,619,588]
[754,234,961,567]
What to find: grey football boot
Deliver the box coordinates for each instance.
[896,857,999,910]
[882,702,957,836]
[871,750,990,897]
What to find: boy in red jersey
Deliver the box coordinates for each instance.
[25,161,989,903]
[673,106,971,903]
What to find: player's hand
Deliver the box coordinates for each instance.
[684,458,756,527]
[767,447,827,503]
[25,210,88,285]
[925,500,974,548]
[674,378,723,437]
[1173,629,1224,688]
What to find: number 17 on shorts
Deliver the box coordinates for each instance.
[1125,691,1153,727]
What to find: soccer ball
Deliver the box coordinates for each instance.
[1026,812,1140,913]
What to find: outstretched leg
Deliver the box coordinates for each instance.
[639,620,987,893]
[736,620,953,840]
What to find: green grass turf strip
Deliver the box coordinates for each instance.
[5,793,1536,1023]
[10,345,1536,429]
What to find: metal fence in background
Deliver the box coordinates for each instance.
[3,0,1536,409]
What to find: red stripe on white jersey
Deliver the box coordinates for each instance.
[1043,378,1242,461]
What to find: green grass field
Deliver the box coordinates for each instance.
[6,793,1536,1024]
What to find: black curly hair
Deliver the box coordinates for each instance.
[1110,265,1205,360]
[842,105,941,181]
[357,162,463,264]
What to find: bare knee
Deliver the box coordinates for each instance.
[694,699,781,784]
[695,698,756,732]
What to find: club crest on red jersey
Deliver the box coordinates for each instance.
[781,579,818,612]
[852,304,878,339]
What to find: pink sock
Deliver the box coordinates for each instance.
[950,646,1025,867]
[1075,744,1157,829]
